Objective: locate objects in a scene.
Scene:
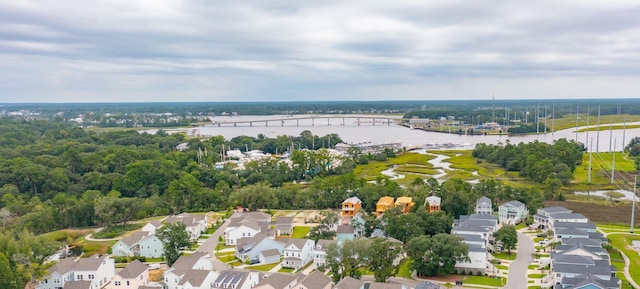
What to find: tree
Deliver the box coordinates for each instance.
[309,211,339,242]
[156,222,191,266]
[326,238,369,282]
[406,234,469,276]
[0,207,11,229]
[494,225,518,254]
[364,238,404,282]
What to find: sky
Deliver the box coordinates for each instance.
[1,0,640,103]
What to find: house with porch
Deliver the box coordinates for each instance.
[282,238,315,270]
[475,196,492,215]
[106,260,148,289]
[342,197,362,218]
[498,200,528,225]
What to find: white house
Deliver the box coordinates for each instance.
[164,213,208,241]
[498,200,528,225]
[212,269,261,289]
[282,238,315,270]
[313,239,336,269]
[106,260,148,289]
[475,196,492,215]
[294,271,332,289]
[275,216,294,236]
[163,252,213,289]
[40,255,115,289]
[176,270,218,289]
[37,258,77,289]
[111,231,163,258]
[141,220,162,235]
[455,245,488,275]
[224,216,262,245]
[235,234,285,263]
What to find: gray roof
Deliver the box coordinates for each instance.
[554,221,596,231]
[551,213,588,221]
[562,274,620,289]
[476,196,492,205]
[120,231,150,247]
[298,271,331,289]
[456,233,486,243]
[287,238,312,250]
[261,248,281,258]
[228,216,261,231]
[415,281,441,289]
[255,272,298,288]
[553,263,612,276]
[452,225,489,233]
[553,255,595,266]
[276,216,294,225]
[62,280,93,289]
[118,260,148,278]
[458,219,496,228]
[556,228,589,237]
[334,276,365,289]
[178,269,212,286]
[48,258,76,275]
[149,220,162,228]
[315,239,336,250]
[562,238,603,247]
[234,211,271,222]
[214,269,250,288]
[467,244,487,253]
[468,214,498,221]
[501,200,525,208]
[170,252,209,276]
[343,196,362,204]
[337,224,355,234]
[365,283,405,289]
[539,206,571,214]
[75,255,108,271]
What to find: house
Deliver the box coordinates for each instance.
[295,271,332,289]
[559,273,620,289]
[233,211,272,223]
[425,196,441,213]
[275,216,294,236]
[365,283,409,289]
[259,249,281,265]
[235,234,285,264]
[212,269,261,289]
[415,280,441,289]
[455,244,488,275]
[176,270,218,289]
[348,213,366,238]
[342,197,362,218]
[164,213,208,241]
[395,196,414,214]
[73,255,115,289]
[475,196,492,215]
[111,231,163,258]
[282,238,315,270]
[224,216,262,245]
[376,196,395,217]
[313,239,336,269]
[141,220,162,235]
[37,258,77,289]
[336,225,356,242]
[533,206,572,229]
[106,260,148,289]
[253,273,299,289]
[333,276,364,289]
[163,252,213,289]
[498,200,528,225]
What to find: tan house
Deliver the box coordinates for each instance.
[376,196,395,217]
[341,197,362,218]
[395,197,415,214]
[425,196,441,213]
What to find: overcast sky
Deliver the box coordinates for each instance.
[1,1,640,102]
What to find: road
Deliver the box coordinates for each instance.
[503,232,535,289]
[197,217,231,271]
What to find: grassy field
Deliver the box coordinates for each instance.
[577,124,640,132]
[608,233,640,286]
[462,275,507,287]
[41,229,92,242]
[397,260,413,279]
[353,153,436,181]
[546,200,640,225]
[550,114,640,132]
[291,226,312,238]
[246,262,280,271]
[493,252,517,260]
[93,223,143,239]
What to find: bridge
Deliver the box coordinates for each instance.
[210,116,402,127]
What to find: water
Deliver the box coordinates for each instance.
[160,115,640,152]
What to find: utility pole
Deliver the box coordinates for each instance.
[596,105,601,152]
[611,138,616,184]
[588,138,593,184]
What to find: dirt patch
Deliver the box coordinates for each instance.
[545,200,640,224]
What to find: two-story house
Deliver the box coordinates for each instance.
[376,196,395,217]
[38,255,115,289]
[475,196,492,215]
[395,197,414,214]
[176,270,218,289]
[106,260,148,289]
[164,213,207,241]
[212,269,261,289]
[111,231,163,259]
[224,216,262,245]
[282,238,315,270]
[425,196,441,213]
[275,216,294,236]
[313,239,336,269]
[163,252,213,289]
[498,200,528,225]
[341,197,362,218]
[36,258,77,289]
[295,271,332,289]
[235,234,285,264]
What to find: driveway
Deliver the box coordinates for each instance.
[502,232,535,289]
[197,216,232,271]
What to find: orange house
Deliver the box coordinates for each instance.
[376,196,395,217]
[425,196,441,213]
[395,197,415,214]
[341,197,362,218]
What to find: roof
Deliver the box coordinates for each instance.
[298,271,331,289]
[228,216,261,231]
[456,233,486,243]
[315,239,336,249]
[501,200,525,208]
[467,244,487,253]
[48,258,76,275]
[337,224,355,234]
[468,214,498,221]
[236,234,272,253]
[551,213,588,220]
[540,206,571,214]
[148,220,162,228]
[118,260,148,278]
[119,231,150,247]
[425,196,441,205]
[562,238,603,247]
[75,255,108,271]
[62,280,93,289]
[562,273,620,289]
[415,280,441,289]
[395,196,413,205]
[276,216,294,225]
[476,196,491,205]
[334,276,364,289]
[556,228,589,237]
[554,221,597,231]
[234,211,271,222]
[178,269,212,286]
[215,269,251,287]
[261,248,281,258]
[343,196,362,204]
[286,238,311,250]
[377,196,395,206]
[554,255,595,266]
[255,272,298,289]
[365,283,405,289]
[170,252,210,276]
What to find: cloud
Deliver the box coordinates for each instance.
[0,0,639,102]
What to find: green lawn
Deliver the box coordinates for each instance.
[528,265,539,270]
[215,242,234,251]
[246,262,280,271]
[551,114,640,132]
[608,233,640,286]
[397,260,413,279]
[598,223,637,233]
[229,260,242,267]
[463,275,507,287]
[278,267,295,273]
[218,254,238,263]
[291,226,312,238]
[493,252,517,260]
[495,264,508,270]
[527,273,545,278]
[93,223,143,239]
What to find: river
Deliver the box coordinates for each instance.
[157,114,640,152]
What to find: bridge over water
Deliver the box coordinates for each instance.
[211,116,403,127]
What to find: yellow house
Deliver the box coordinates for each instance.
[395,197,415,214]
[341,197,362,218]
[376,196,395,217]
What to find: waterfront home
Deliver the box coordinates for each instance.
[498,200,528,225]
[475,196,492,215]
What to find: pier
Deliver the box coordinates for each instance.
[211,116,400,127]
